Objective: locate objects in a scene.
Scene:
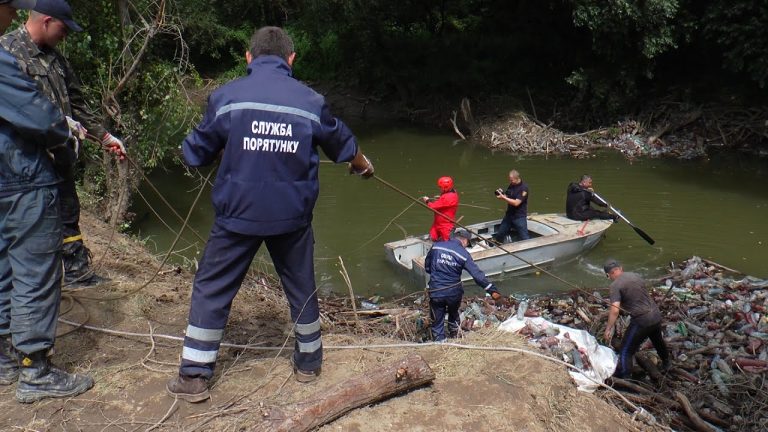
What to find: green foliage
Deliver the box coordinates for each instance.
[701,1,768,88]
[46,0,767,190]
[60,0,200,185]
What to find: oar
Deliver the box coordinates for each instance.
[592,192,655,245]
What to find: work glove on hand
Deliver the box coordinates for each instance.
[65,116,86,157]
[102,132,127,161]
[65,116,87,140]
[487,284,501,300]
[349,153,374,179]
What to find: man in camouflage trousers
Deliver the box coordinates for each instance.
[0,0,127,286]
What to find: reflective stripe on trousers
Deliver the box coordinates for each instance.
[179,222,322,378]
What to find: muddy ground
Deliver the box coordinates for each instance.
[0,212,653,431]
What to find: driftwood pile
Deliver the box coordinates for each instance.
[458,98,767,160]
[471,111,603,158]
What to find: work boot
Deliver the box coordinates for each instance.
[0,336,19,385]
[293,363,321,383]
[16,351,93,403]
[661,359,672,372]
[63,242,94,285]
[291,355,322,383]
[166,374,210,403]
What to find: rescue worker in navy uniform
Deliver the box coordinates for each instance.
[0,0,93,403]
[565,174,617,222]
[425,230,501,341]
[603,259,670,378]
[492,169,529,243]
[166,27,374,403]
[0,0,128,286]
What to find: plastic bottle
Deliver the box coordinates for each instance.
[687,306,709,317]
[516,300,528,320]
[572,348,583,370]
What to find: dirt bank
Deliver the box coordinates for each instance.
[0,212,649,431]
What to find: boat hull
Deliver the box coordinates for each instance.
[384,214,612,287]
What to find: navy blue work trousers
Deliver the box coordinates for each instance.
[614,321,669,378]
[493,215,529,243]
[0,187,63,355]
[430,294,462,341]
[179,221,322,379]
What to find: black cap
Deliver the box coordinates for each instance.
[452,229,472,247]
[603,258,621,274]
[33,0,82,32]
[2,0,36,9]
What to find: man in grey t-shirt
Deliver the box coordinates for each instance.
[603,259,670,378]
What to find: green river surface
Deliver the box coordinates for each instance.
[130,126,768,299]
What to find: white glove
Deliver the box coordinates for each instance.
[102,132,127,161]
[65,116,87,140]
[65,117,85,157]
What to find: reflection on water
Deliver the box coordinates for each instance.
[131,126,768,298]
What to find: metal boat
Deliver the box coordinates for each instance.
[384,213,613,286]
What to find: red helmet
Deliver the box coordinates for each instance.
[437,176,454,192]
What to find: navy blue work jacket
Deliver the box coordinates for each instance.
[0,49,68,195]
[425,239,494,298]
[182,56,358,236]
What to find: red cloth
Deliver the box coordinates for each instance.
[427,191,459,241]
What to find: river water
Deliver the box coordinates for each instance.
[131,126,768,298]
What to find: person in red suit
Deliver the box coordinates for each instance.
[421,176,459,241]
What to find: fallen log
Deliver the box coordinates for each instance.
[674,391,718,432]
[701,258,742,275]
[670,367,701,384]
[635,353,663,381]
[255,353,435,432]
[697,410,729,429]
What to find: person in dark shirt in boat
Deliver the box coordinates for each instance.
[565,174,617,222]
[603,259,670,378]
[492,169,529,243]
[425,230,501,341]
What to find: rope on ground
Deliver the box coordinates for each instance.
[56,316,659,427]
[68,167,215,301]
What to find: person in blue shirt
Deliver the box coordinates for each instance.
[166,26,374,403]
[0,0,93,403]
[492,169,530,243]
[425,230,500,341]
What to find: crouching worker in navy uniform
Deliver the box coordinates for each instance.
[425,230,501,341]
[167,26,375,403]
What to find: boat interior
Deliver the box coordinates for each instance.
[390,218,562,269]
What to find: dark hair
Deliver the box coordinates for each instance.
[249,26,294,60]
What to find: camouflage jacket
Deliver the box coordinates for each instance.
[0,27,106,141]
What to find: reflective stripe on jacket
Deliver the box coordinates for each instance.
[182,55,358,236]
[425,238,492,298]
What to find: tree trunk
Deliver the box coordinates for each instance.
[104,155,134,226]
[256,353,435,432]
